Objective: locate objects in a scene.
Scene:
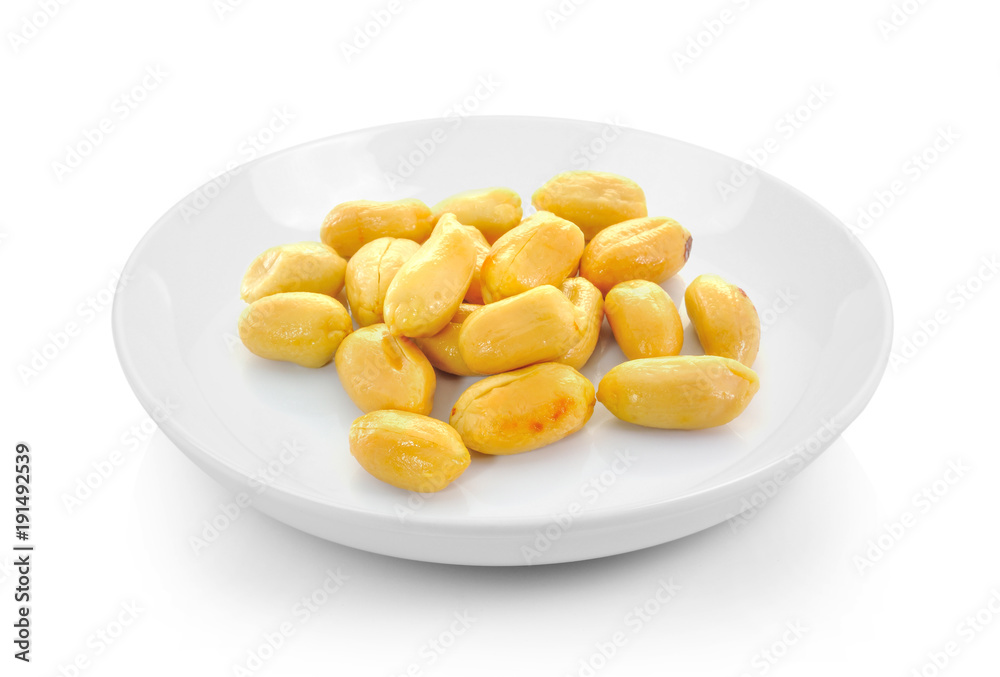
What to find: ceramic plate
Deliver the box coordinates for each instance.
[113,116,892,565]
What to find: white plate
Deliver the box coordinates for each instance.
[113,116,892,566]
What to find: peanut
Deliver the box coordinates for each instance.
[237,292,352,368]
[240,241,347,303]
[556,277,604,370]
[597,355,759,429]
[383,214,478,338]
[531,170,647,240]
[604,280,683,359]
[458,285,579,374]
[449,363,595,455]
[349,410,470,492]
[431,187,523,244]
[335,324,435,415]
[414,304,482,376]
[685,274,760,367]
[479,211,585,303]
[580,217,692,294]
[321,199,433,258]
[344,237,421,327]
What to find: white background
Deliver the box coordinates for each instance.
[4,0,1000,675]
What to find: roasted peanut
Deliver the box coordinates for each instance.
[238,292,352,368]
[458,285,579,374]
[597,356,759,429]
[464,236,491,305]
[685,274,760,367]
[431,187,523,244]
[240,241,347,303]
[604,280,683,359]
[580,217,692,294]
[321,199,433,258]
[531,171,647,240]
[414,304,481,376]
[335,324,435,415]
[344,237,420,327]
[479,211,585,303]
[449,363,595,455]
[383,214,478,338]
[556,277,604,370]
[349,410,470,492]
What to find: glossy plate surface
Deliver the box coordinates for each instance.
[113,116,892,565]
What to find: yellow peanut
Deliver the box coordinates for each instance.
[239,241,347,303]
[321,199,433,258]
[349,410,470,492]
[449,363,595,455]
[383,214,478,338]
[480,211,585,303]
[414,304,481,376]
[431,187,523,244]
[464,236,491,305]
[531,171,647,240]
[458,285,579,374]
[604,280,683,359]
[344,237,420,327]
[556,277,604,370]
[238,292,352,368]
[685,274,760,367]
[335,324,435,415]
[580,217,692,294]
[597,356,759,429]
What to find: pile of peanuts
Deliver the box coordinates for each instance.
[237,171,761,493]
